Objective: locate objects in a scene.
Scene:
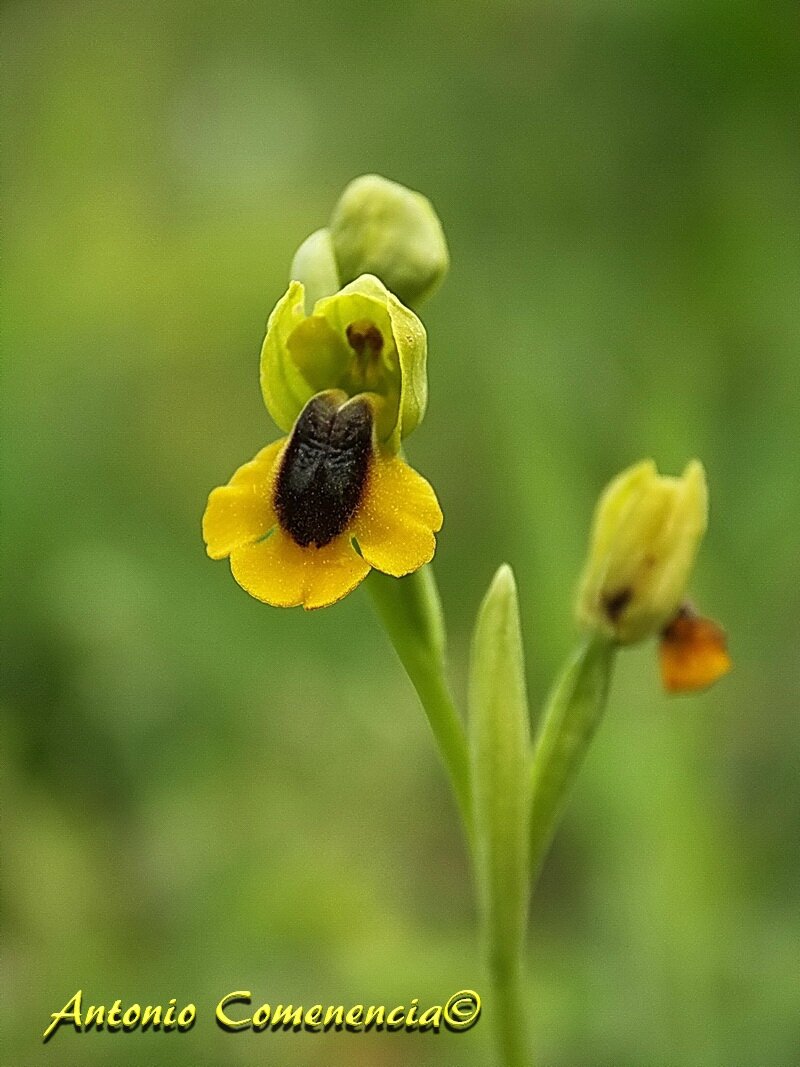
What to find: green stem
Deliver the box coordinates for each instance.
[491,961,528,1067]
[529,633,616,882]
[366,566,473,845]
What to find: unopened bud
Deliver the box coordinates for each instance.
[329,174,449,307]
[576,460,708,645]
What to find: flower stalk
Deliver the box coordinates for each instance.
[366,566,473,845]
[529,635,616,882]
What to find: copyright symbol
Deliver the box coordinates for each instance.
[443,989,481,1031]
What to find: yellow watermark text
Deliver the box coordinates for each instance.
[42,988,480,1041]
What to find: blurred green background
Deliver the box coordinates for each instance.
[3,1,798,1064]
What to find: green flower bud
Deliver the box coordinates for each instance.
[260,274,427,450]
[289,227,340,312]
[576,459,708,645]
[329,174,449,307]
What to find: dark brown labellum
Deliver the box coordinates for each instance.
[275,394,372,548]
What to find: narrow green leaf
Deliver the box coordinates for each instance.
[469,565,531,1064]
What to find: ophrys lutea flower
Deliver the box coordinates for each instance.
[203,275,442,609]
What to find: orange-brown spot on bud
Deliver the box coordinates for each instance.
[603,587,632,623]
[659,606,732,694]
[346,320,384,358]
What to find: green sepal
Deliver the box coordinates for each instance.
[259,280,314,434]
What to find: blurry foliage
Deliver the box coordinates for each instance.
[2,1,799,1064]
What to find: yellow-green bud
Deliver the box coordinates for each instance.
[289,228,340,312]
[260,274,427,450]
[329,175,449,307]
[576,460,708,645]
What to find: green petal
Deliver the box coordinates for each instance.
[314,274,427,449]
[386,284,427,444]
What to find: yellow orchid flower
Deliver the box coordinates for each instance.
[203,273,441,609]
[203,390,442,610]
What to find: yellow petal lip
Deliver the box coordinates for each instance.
[229,528,370,610]
[204,424,442,609]
[202,439,285,560]
[352,451,443,577]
